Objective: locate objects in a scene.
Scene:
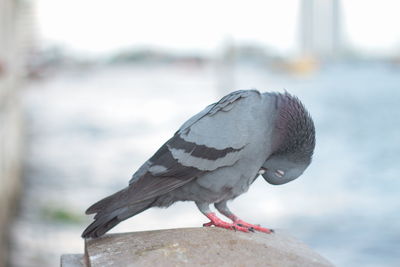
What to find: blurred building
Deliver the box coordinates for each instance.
[300,0,342,60]
[0,0,35,266]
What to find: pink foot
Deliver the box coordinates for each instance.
[203,213,250,233]
[233,219,273,234]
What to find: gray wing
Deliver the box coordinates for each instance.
[126,90,262,197]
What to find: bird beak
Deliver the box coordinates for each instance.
[258,168,267,175]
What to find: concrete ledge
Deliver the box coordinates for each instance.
[60,254,85,267]
[69,227,333,267]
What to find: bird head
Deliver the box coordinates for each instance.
[262,92,315,185]
[261,155,310,185]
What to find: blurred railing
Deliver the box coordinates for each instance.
[0,0,34,266]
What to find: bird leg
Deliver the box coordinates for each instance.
[214,201,273,233]
[196,202,250,232]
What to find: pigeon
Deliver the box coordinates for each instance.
[82,89,315,238]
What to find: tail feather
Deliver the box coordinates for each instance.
[83,171,193,238]
[82,197,156,238]
[86,187,129,215]
[82,213,122,238]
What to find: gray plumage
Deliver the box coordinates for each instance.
[82,89,315,238]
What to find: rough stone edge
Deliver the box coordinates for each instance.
[83,227,334,267]
[60,254,85,267]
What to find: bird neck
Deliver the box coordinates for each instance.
[270,92,315,161]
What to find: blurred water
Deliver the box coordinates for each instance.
[10,63,400,266]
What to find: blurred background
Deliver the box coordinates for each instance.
[0,0,399,266]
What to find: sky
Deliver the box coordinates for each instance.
[35,0,400,57]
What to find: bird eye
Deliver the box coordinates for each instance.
[274,170,285,178]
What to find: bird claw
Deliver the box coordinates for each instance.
[234,223,254,232]
[233,219,273,234]
[203,221,261,233]
[203,221,213,227]
[202,219,250,233]
[203,213,270,233]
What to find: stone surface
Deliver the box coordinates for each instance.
[60,254,85,267]
[84,227,333,267]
